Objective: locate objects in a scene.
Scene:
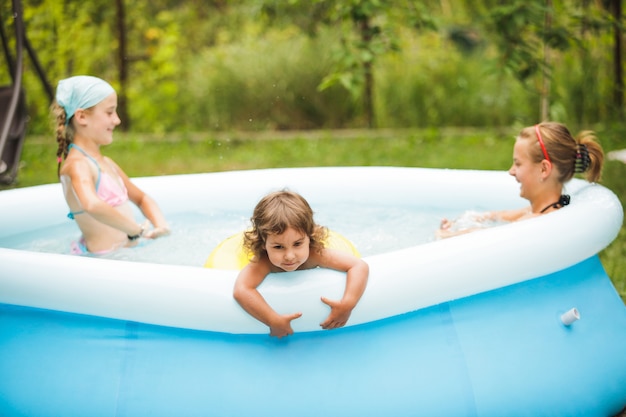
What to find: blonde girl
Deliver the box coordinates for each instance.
[53,75,170,254]
[438,122,604,238]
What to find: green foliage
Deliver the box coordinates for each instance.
[375,31,532,128]
[313,0,437,101]
[485,1,571,82]
[126,9,186,132]
[3,0,625,134]
[181,25,358,130]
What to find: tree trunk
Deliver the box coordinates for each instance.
[612,0,624,116]
[359,16,375,128]
[540,0,552,122]
[116,0,130,130]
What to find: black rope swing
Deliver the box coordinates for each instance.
[0,0,53,184]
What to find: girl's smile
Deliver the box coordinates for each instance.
[508,139,543,201]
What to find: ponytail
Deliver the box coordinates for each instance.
[531,122,604,184]
[575,131,604,183]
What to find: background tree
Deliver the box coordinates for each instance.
[610,0,624,117]
[259,0,437,128]
[116,0,129,130]
[480,0,573,121]
[3,0,624,134]
[475,0,624,123]
[312,0,437,128]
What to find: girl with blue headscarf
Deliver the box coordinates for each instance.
[52,75,170,254]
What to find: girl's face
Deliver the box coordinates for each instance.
[508,138,543,200]
[82,93,121,145]
[264,226,310,272]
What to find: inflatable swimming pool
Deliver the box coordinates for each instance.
[1,167,625,417]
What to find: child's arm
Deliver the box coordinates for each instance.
[110,158,170,238]
[316,249,369,330]
[64,160,144,237]
[437,207,531,239]
[233,261,302,338]
[493,207,531,222]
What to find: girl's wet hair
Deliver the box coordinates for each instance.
[243,190,327,260]
[518,122,604,183]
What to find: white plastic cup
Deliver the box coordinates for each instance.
[560,308,580,326]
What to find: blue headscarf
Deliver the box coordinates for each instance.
[55,76,116,125]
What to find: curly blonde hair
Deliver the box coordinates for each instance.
[243,190,328,261]
[518,122,604,183]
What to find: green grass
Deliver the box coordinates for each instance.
[4,128,625,303]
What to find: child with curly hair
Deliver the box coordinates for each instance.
[233,190,369,338]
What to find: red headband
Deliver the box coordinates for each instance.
[535,124,551,162]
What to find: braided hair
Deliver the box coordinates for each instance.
[51,100,74,178]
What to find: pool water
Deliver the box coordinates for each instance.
[0,203,474,267]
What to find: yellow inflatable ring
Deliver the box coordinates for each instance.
[204,230,360,270]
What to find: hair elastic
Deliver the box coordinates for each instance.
[575,143,591,173]
[539,194,571,213]
[535,124,551,163]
